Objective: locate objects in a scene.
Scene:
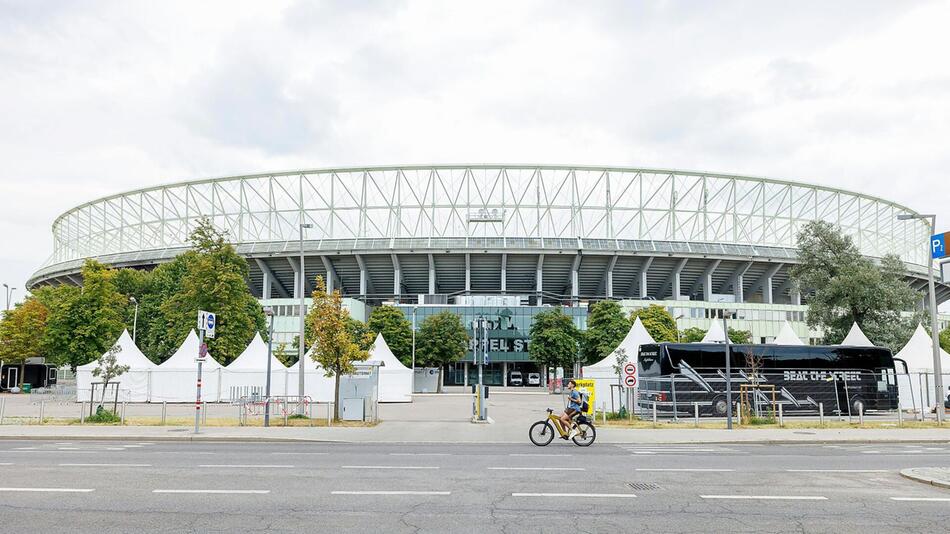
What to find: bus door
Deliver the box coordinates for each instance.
[4,367,17,390]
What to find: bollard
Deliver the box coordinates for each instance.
[652,402,657,428]
[80,401,85,424]
[778,403,784,428]
[897,407,903,428]
[39,400,45,425]
[121,402,127,424]
[819,403,824,427]
[284,400,289,427]
[328,402,332,426]
[0,397,4,425]
[602,403,607,426]
[694,402,700,427]
[859,403,864,426]
[161,401,167,425]
[203,402,208,424]
[309,401,314,427]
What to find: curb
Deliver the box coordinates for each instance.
[900,468,950,490]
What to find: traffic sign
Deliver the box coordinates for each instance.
[623,363,637,377]
[198,343,208,359]
[197,310,216,338]
[932,232,948,259]
[624,375,637,387]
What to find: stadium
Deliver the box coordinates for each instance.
[28,165,950,386]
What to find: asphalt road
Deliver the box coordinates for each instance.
[1,440,949,533]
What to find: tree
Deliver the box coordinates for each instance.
[157,219,268,365]
[728,328,752,344]
[367,305,413,366]
[681,327,706,343]
[308,276,372,419]
[631,305,678,342]
[789,221,921,351]
[581,300,630,365]
[37,261,127,371]
[415,311,468,393]
[942,326,950,354]
[347,317,375,352]
[91,345,129,408]
[0,297,49,387]
[529,308,580,380]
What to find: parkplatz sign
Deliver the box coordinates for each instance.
[932,231,949,259]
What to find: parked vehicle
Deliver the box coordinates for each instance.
[509,371,523,386]
[527,372,541,386]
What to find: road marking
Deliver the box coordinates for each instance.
[55,442,72,445]
[512,493,636,498]
[14,447,36,450]
[153,489,270,494]
[389,453,451,456]
[0,487,94,493]
[0,463,13,466]
[57,447,80,450]
[198,464,294,468]
[509,453,572,457]
[59,463,151,467]
[332,491,451,495]
[786,469,889,473]
[271,452,329,456]
[488,467,585,471]
[106,448,126,451]
[341,465,440,470]
[636,468,734,472]
[701,495,827,500]
[123,445,144,448]
[860,451,881,454]
[890,497,950,502]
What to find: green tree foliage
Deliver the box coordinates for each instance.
[347,317,374,352]
[37,261,127,370]
[630,304,678,343]
[941,326,950,354]
[728,328,752,344]
[529,308,580,374]
[308,276,372,419]
[155,219,267,365]
[0,297,49,386]
[681,327,706,343]
[367,305,413,366]
[581,300,631,365]
[789,221,921,351]
[416,311,469,392]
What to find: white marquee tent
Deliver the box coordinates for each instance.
[582,317,655,412]
[771,321,804,345]
[701,320,727,343]
[287,347,335,402]
[77,330,156,402]
[840,322,874,347]
[222,333,288,400]
[369,333,413,402]
[151,330,223,402]
[895,324,950,411]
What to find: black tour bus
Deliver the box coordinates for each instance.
[638,343,900,416]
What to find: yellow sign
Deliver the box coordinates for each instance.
[573,379,595,415]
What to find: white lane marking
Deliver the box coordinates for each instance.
[890,497,950,502]
[509,453,572,457]
[55,442,72,445]
[57,447,80,450]
[786,469,889,473]
[271,452,329,456]
[0,487,94,493]
[198,464,294,468]
[512,493,636,498]
[8,450,97,454]
[389,453,451,456]
[701,495,827,500]
[0,463,13,466]
[123,445,143,448]
[14,447,36,450]
[341,465,440,470]
[488,467,585,471]
[136,443,154,445]
[106,448,126,451]
[860,451,881,454]
[632,452,656,455]
[153,489,270,494]
[58,463,151,467]
[636,468,734,472]
[332,491,451,495]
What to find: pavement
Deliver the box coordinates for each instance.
[0,440,948,533]
[901,466,950,489]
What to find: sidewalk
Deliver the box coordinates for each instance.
[1,422,949,444]
[901,467,950,489]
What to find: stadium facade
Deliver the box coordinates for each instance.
[29,165,950,386]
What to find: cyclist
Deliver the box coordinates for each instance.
[560,379,583,439]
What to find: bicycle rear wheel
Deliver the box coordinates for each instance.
[529,421,555,446]
[571,422,596,447]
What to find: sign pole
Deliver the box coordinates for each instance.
[723,315,733,430]
[928,220,945,423]
[195,329,204,434]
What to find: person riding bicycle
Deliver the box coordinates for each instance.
[560,379,583,439]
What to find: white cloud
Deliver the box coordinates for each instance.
[1,0,949,308]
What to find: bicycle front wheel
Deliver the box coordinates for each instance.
[572,422,596,447]
[529,421,555,446]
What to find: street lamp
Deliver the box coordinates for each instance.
[411,306,418,394]
[297,222,313,414]
[898,213,945,422]
[264,307,275,427]
[3,284,15,312]
[129,296,139,343]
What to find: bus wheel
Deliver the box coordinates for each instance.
[711,395,732,417]
[850,397,866,415]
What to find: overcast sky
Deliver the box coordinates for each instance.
[2,0,950,306]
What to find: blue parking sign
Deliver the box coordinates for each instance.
[933,232,947,259]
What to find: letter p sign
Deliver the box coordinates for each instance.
[932,232,947,260]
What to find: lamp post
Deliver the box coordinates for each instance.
[264,307,275,427]
[129,297,139,343]
[3,284,15,312]
[411,306,418,394]
[297,222,313,414]
[898,213,945,423]
[723,313,733,430]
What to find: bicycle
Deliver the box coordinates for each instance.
[529,408,596,447]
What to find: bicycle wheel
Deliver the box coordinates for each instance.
[529,421,555,446]
[571,422,596,447]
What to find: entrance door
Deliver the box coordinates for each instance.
[5,367,17,390]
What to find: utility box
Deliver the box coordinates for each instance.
[340,398,364,421]
[339,361,382,422]
[414,367,440,393]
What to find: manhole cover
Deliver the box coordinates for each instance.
[626,482,661,491]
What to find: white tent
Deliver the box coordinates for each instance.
[221,333,288,400]
[151,330,223,402]
[840,322,874,347]
[771,321,804,345]
[369,333,412,402]
[77,330,156,402]
[287,347,335,402]
[701,319,727,343]
[582,317,655,412]
[895,324,950,410]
